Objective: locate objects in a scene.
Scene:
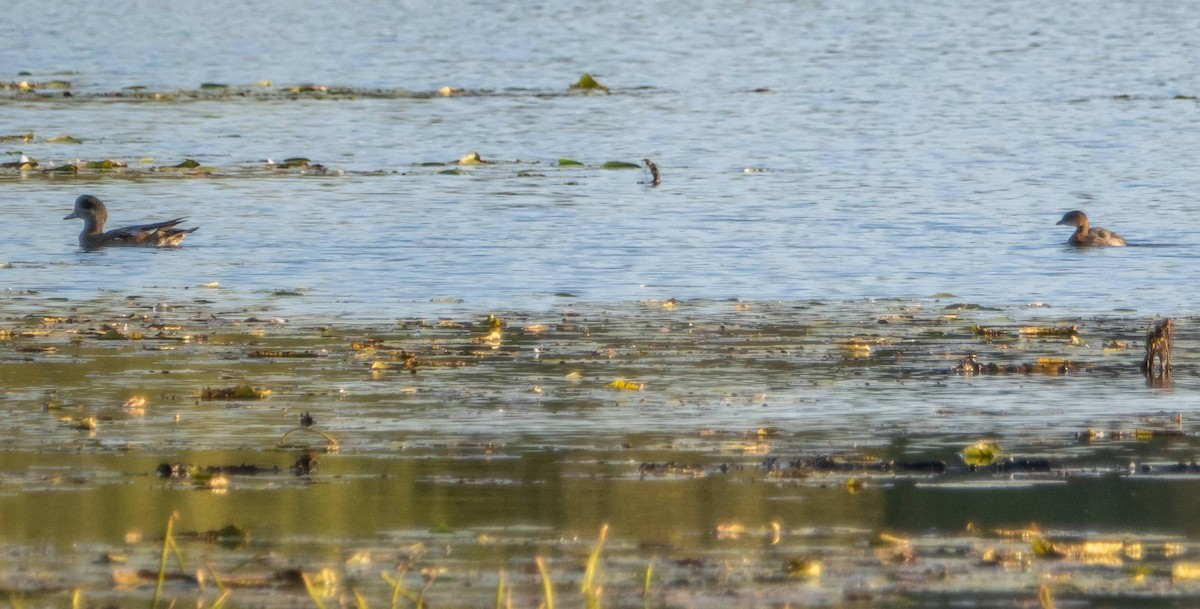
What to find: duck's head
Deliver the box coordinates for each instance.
[64,195,108,226]
[1055,210,1088,227]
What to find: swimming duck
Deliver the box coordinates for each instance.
[64,195,197,251]
[1055,210,1126,247]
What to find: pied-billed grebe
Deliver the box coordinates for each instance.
[63,195,197,251]
[1055,210,1126,247]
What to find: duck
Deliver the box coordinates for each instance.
[64,195,197,251]
[1055,210,1126,247]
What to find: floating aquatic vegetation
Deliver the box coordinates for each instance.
[608,378,644,391]
[557,158,583,166]
[784,556,823,579]
[569,73,608,92]
[972,325,1011,339]
[0,155,37,169]
[248,349,319,358]
[1019,325,1079,338]
[265,157,308,168]
[954,353,1084,375]
[0,131,36,142]
[96,325,143,340]
[601,160,641,169]
[198,384,271,400]
[1,80,70,92]
[457,151,490,165]
[81,159,127,169]
[961,440,1003,466]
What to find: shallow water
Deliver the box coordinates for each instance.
[1,296,1199,606]
[3,0,1200,606]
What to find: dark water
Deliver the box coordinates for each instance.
[3,1,1200,606]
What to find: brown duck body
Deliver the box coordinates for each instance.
[1056,210,1126,247]
[64,195,197,251]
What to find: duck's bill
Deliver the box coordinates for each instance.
[63,212,78,220]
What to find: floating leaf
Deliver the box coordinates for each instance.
[608,378,644,391]
[962,439,1003,466]
[1032,536,1060,558]
[98,327,143,340]
[268,157,311,168]
[458,151,489,165]
[214,523,248,548]
[199,83,229,89]
[557,158,584,166]
[1,155,38,169]
[1174,562,1200,581]
[784,557,822,579]
[70,416,98,431]
[171,159,201,168]
[602,161,641,169]
[439,168,462,175]
[47,135,83,144]
[570,73,608,90]
[83,159,127,169]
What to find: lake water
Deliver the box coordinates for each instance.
[4,0,1200,319]
[3,1,1200,607]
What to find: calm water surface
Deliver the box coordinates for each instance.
[3,1,1200,606]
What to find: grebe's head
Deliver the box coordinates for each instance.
[1055,210,1088,227]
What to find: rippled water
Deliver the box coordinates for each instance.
[4,1,1200,606]
[4,0,1200,318]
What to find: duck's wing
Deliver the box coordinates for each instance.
[103,218,195,246]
